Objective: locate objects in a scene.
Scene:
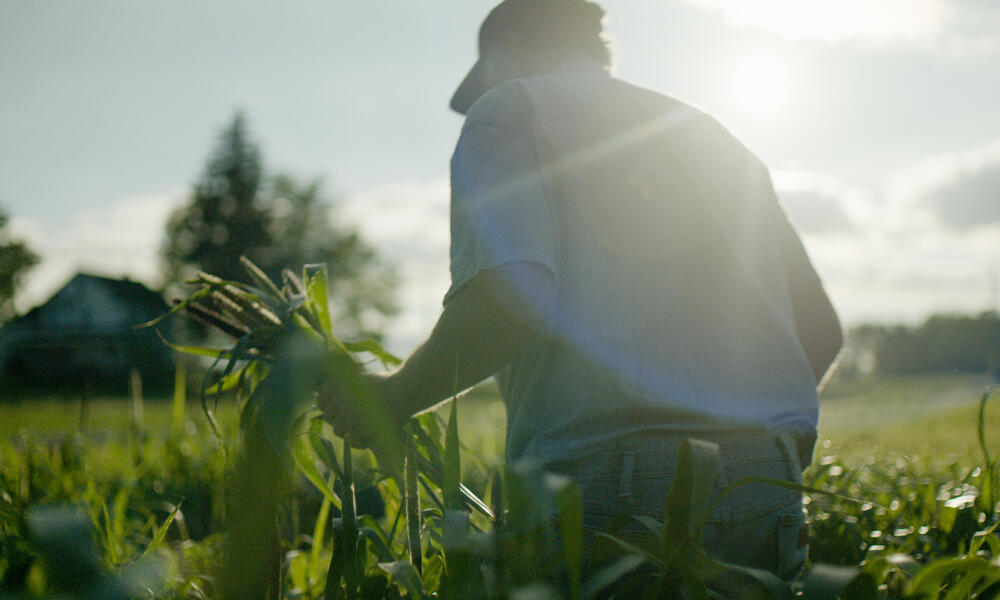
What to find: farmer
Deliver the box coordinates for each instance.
[323,0,842,584]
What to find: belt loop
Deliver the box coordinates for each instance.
[619,452,635,500]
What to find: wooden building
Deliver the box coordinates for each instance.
[0,273,174,393]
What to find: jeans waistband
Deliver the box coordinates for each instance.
[591,427,814,474]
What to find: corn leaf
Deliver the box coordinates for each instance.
[155,333,233,360]
[380,560,427,599]
[142,502,181,559]
[240,255,286,303]
[359,515,397,563]
[135,286,212,329]
[310,496,332,579]
[405,434,422,575]
[800,564,870,600]
[305,263,333,338]
[459,483,494,520]
[340,435,363,595]
[293,434,341,510]
[909,557,993,597]
[551,475,583,599]
[715,560,793,600]
[102,501,120,566]
[580,555,647,600]
[443,400,462,511]
[342,339,402,367]
[664,438,718,549]
[308,420,344,479]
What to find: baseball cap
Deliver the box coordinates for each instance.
[450,56,486,115]
[450,0,528,115]
[450,0,608,115]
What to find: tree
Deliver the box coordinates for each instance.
[162,112,270,287]
[162,112,397,338]
[872,312,1000,375]
[0,207,39,322]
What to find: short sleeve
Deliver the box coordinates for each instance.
[444,90,557,304]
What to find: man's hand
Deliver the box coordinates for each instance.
[317,372,406,448]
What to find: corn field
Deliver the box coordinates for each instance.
[1,260,998,600]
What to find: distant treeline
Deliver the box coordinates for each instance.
[844,311,1000,376]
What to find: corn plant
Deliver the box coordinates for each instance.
[150,258,501,599]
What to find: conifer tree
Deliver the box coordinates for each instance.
[162,112,396,338]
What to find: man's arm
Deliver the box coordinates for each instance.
[347,260,555,428]
[788,269,843,387]
[776,220,843,387]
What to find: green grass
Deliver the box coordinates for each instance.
[0,395,241,440]
[1,396,165,439]
[4,373,995,469]
[815,399,1000,466]
[816,373,998,465]
[2,372,998,599]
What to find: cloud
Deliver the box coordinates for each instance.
[341,178,450,262]
[761,159,1000,325]
[887,139,1000,231]
[922,160,1000,230]
[771,169,867,234]
[341,178,451,353]
[796,221,1000,326]
[14,192,182,311]
[687,0,954,42]
[793,143,1000,325]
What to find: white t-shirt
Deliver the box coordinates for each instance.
[448,63,822,464]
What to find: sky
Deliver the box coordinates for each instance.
[2,0,999,352]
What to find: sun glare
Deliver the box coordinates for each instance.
[723,52,792,118]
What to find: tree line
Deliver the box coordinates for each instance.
[844,312,1000,377]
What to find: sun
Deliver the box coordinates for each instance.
[723,52,793,118]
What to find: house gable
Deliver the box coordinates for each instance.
[0,273,174,392]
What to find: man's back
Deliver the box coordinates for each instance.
[448,64,821,464]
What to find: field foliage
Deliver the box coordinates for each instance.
[1,262,998,599]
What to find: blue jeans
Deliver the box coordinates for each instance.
[545,429,811,587]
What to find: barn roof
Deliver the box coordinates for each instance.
[7,272,168,331]
[0,273,175,388]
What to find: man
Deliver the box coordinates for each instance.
[324,0,842,582]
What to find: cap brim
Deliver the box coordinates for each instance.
[450,59,485,115]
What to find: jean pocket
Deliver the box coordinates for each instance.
[776,511,808,581]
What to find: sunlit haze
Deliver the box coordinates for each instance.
[690,0,953,41]
[723,51,792,117]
